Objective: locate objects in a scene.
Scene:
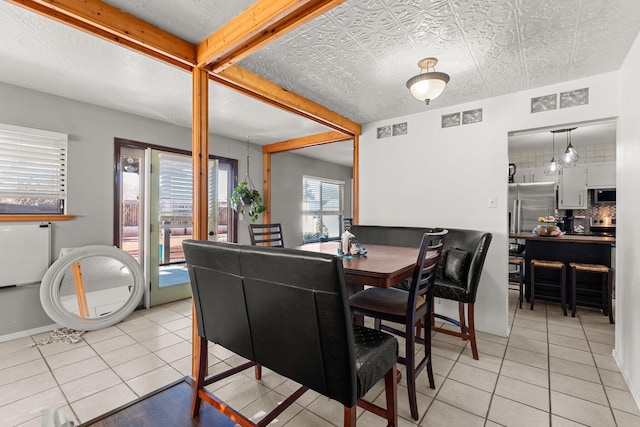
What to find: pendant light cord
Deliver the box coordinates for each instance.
[245,138,256,189]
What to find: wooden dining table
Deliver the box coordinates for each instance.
[295,241,420,294]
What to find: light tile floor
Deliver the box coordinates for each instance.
[1,292,638,427]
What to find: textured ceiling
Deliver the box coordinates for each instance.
[0,0,639,166]
[240,0,640,123]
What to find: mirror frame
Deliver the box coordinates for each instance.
[40,245,145,331]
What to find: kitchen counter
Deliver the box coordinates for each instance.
[511,233,614,310]
[510,233,615,244]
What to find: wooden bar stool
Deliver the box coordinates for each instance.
[509,257,524,309]
[530,259,567,315]
[569,262,614,323]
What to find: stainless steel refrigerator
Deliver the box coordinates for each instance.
[509,182,556,234]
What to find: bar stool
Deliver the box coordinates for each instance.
[530,259,567,315]
[508,257,524,309]
[569,262,614,323]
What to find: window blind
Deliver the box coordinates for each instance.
[158,152,192,221]
[0,123,67,213]
[302,176,344,242]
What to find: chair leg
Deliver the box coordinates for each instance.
[468,304,478,360]
[374,318,382,330]
[530,264,536,310]
[601,271,608,316]
[607,271,615,324]
[384,365,398,427]
[571,266,577,317]
[344,405,357,427]
[255,365,262,380]
[458,302,467,337]
[560,265,567,316]
[423,313,435,389]
[405,316,419,420]
[191,336,208,418]
[518,262,524,309]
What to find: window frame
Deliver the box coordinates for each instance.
[0,123,72,221]
[302,175,345,243]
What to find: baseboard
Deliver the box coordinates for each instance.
[0,323,58,343]
[612,348,640,412]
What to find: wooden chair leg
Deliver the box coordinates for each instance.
[344,405,357,427]
[602,271,608,316]
[191,336,208,418]
[384,365,398,427]
[458,302,467,337]
[518,260,524,309]
[560,265,567,316]
[571,266,577,317]
[405,317,418,420]
[424,314,435,389]
[530,264,536,310]
[607,271,615,324]
[468,304,478,360]
[255,365,262,380]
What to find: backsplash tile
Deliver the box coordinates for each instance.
[509,143,615,168]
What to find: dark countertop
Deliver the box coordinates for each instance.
[510,233,615,244]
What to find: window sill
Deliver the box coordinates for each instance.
[0,214,76,222]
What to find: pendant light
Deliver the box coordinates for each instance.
[560,127,579,167]
[544,131,560,176]
[406,57,450,105]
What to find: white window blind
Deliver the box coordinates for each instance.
[302,176,344,242]
[0,123,67,214]
[158,152,193,221]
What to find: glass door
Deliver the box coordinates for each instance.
[149,151,193,306]
[115,140,237,307]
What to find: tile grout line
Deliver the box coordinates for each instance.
[577,307,619,426]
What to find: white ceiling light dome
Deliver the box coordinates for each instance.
[406,57,450,105]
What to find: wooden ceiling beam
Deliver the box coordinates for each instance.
[263,131,352,154]
[8,0,196,71]
[197,0,346,72]
[212,65,361,136]
[8,0,361,136]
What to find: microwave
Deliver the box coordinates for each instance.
[593,188,616,204]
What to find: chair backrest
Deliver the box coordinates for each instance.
[182,239,358,407]
[408,230,448,305]
[343,218,353,232]
[248,223,284,247]
[349,225,440,248]
[441,229,493,302]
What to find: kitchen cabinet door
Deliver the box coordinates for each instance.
[530,167,558,184]
[513,167,557,184]
[586,162,615,188]
[559,166,587,208]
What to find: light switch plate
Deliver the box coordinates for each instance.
[488,196,497,208]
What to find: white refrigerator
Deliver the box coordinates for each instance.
[508,182,556,234]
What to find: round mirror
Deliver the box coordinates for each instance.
[40,245,144,331]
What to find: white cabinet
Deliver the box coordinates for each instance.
[586,162,615,188]
[559,166,587,208]
[513,167,557,184]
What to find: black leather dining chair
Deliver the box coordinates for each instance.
[348,230,447,420]
[183,239,399,427]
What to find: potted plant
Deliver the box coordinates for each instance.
[230,181,266,222]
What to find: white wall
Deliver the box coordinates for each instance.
[359,72,619,337]
[615,32,640,408]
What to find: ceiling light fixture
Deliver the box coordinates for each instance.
[558,127,579,167]
[406,57,450,105]
[544,131,560,176]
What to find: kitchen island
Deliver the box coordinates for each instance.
[510,233,615,311]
